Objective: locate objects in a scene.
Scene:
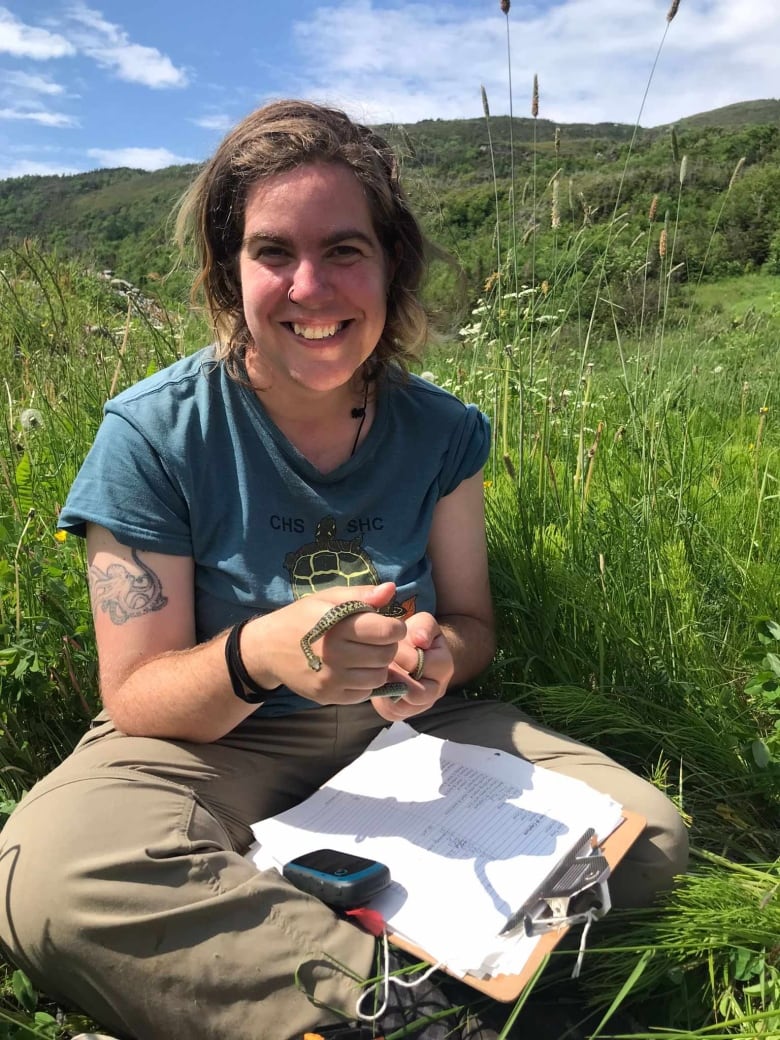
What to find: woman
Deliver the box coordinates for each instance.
[0,101,687,1040]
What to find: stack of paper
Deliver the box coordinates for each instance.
[249,722,624,980]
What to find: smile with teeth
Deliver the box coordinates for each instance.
[288,320,348,340]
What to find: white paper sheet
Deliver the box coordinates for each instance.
[249,722,623,978]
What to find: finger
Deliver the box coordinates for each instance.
[404,611,441,651]
[347,610,406,648]
[316,581,396,605]
[371,684,442,720]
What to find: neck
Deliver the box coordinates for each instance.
[246,370,374,472]
[243,352,369,426]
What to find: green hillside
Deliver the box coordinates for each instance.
[1,100,779,316]
[673,97,780,128]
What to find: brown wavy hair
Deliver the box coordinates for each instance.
[175,99,429,377]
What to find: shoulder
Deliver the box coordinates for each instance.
[108,346,222,422]
[383,370,491,491]
[386,370,480,422]
[387,371,490,439]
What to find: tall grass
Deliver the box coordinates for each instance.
[0,6,779,1036]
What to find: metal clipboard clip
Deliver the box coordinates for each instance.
[499,828,612,938]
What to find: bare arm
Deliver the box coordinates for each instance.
[87,523,259,741]
[87,524,408,743]
[428,468,496,685]
[371,470,495,724]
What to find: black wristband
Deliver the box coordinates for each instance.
[225,617,280,704]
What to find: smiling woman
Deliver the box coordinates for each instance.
[0,99,687,1040]
[238,163,390,432]
[176,100,428,380]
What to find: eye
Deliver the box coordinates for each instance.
[254,244,289,263]
[329,243,363,260]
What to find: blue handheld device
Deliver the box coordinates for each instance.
[283,848,391,908]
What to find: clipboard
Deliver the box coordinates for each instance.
[387,809,646,1002]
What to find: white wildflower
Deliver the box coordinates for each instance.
[20,408,44,431]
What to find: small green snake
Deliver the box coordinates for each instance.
[300,600,424,701]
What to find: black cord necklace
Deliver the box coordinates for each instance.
[350,380,370,457]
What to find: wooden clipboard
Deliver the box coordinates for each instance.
[387,809,646,1002]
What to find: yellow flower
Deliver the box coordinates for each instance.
[54,530,67,542]
[483,480,493,489]
[759,406,769,415]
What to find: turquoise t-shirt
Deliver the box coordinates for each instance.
[59,347,491,716]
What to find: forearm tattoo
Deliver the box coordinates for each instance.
[88,548,169,625]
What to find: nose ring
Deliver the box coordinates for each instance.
[287,286,296,302]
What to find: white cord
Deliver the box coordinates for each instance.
[355,932,444,1023]
[570,911,596,979]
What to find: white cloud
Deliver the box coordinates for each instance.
[2,70,65,95]
[65,3,188,89]
[86,146,196,170]
[191,113,233,131]
[0,106,77,127]
[0,7,75,59]
[287,0,780,127]
[0,157,81,179]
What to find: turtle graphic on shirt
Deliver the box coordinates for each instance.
[284,515,415,618]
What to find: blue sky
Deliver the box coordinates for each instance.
[1,0,777,180]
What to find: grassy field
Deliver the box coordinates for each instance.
[1,3,779,1036]
[0,233,778,1038]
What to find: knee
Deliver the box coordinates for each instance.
[0,794,71,993]
[610,786,689,908]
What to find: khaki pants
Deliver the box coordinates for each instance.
[0,697,688,1040]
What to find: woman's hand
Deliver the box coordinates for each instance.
[241,582,409,705]
[370,611,454,722]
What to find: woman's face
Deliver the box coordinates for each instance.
[238,161,390,399]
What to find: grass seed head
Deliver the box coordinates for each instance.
[728,156,746,191]
[500,0,510,13]
[551,176,560,228]
[659,228,668,258]
[531,74,539,117]
[667,0,680,22]
[679,155,688,186]
[671,128,680,162]
[648,194,659,222]
[481,85,490,119]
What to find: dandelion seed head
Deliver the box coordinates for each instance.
[20,408,44,431]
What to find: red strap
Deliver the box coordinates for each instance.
[345,906,386,937]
